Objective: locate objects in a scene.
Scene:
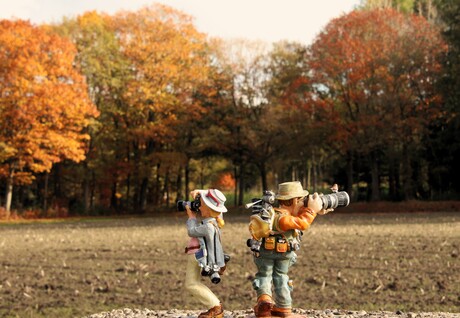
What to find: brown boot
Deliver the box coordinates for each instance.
[198,304,223,318]
[254,295,273,318]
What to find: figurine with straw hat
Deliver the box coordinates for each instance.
[250,181,328,318]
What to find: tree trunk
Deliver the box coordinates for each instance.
[389,154,402,201]
[132,145,141,211]
[110,181,118,211]
[402,144,414,200]
[389,157,396,200]
[185,161,190,201]
[53,164,61,198]
[305,160,311,190]
[238,164,245,207]
[91,171,96,209]
[346,151,354,198]
[4,167,14,216]
[312,153,318,192]
[233,166,238,206]
[291,165,296,181]
[126,173,131,210]
[139,177,148,212]
[163,168,170,208]
[83,176,90,213]
[259,161,267,191]
[176,166,183,202]
[43,172,49,213]
[312,163,318,192]
[126,143,131,211]
[370,152,380,201]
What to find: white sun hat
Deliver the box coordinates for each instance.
[198,189,228,213]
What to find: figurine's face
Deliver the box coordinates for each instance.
[199,197,212,217]
[292,197,304,216]
[280,197,304,216]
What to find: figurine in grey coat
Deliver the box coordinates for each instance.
[184,189,228,318]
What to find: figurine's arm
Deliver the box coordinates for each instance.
[278,209,316,231]
[277,193,323,231]
[186,217,213,238]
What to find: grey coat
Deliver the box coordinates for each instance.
[186,217,225,268]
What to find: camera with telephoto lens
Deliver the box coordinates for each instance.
[177,195,201,212]
[303,191,350,210]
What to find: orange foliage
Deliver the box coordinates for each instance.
[0,20,99,183]
[110,4,211,144]
[306,9,447,153]
[212,172,236,191]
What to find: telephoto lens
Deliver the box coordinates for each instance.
[320,191,350,209]
[303,191,350,210]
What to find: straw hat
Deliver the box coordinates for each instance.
[275,181,309,200]
[199,189,228,213]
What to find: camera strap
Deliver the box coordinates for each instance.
[211,222,222,265]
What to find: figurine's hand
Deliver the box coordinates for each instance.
[185,204,196,218]
[307,192,323,214]
[318,207,334,215]
[190,190,200,199]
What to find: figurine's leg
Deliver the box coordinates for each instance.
[185,255,221,309]
[253,255,274,317]
[272,257,292,310]
[253,255,274,299]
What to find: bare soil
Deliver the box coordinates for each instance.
[0,211,458,318]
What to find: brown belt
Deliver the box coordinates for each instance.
[185,245,201,253]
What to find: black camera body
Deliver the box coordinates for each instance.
[177,195,201,212]
[246,190,276,218]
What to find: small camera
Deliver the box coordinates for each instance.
[247,238,262,253]
[210,272,221,284]
[201,265,221,284]
[177,195,201,212]
[200,254,230,284]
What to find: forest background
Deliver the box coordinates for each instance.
[0,0,459,218]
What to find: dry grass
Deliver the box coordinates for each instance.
[0,212,458,318]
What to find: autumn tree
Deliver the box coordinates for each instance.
[0,20,98,214]
[49,5,223,213]
[264,41,329,190]
[171,37,235,202]
[360,0,438,21]
[53,11,131,212]
[209,39,288,204]
[110,4,213,211]
[307,9,447,200]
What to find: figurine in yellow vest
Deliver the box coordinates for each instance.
[249,181,331,318]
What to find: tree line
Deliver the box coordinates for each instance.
[0,1,458,216]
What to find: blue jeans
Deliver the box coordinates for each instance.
[252,248,297,308]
